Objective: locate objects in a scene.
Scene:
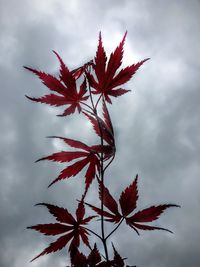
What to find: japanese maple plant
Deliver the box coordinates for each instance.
[25,32,179,266]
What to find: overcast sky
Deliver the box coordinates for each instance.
[0,0,200,266]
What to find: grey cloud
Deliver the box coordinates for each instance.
[0,0,200,266]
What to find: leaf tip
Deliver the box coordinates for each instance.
[46,135,56,139]
[25,95,33,101]
[144,57,151,63]
[34,202,45,207]
[48,180,56,188]
[123,30,128,42]
[35,158,41,163]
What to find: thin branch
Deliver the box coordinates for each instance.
[105,218,124,240]
[81,107,96,116]
[80,101,94,112]
[84,227,103,241]
[87,81,109,261]
[88,81,96,113]
[81,107,93,114]
[104,154,115,172]
[95,94,103,110]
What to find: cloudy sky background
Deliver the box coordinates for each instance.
[0,0,200,266]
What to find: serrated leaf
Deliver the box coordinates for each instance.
[24,67,67,95]
[30,232,74,262]
[130,204,179,223]
[119,175,138,217]
[112,243,125,267]
[98,180,120,216]
[94,32,107,84]
[38,136,101,190]
[87,244,101,266]
[126,221,174,234]
[35,203,75,224]
[48,157,90,187]
[102,100,114,136]
[24,53,89,116]
[29,202,95,261]
[89,32,149,103]
[36,151,88,163]
[27,223,73,236]
[84,201,119,223]
[83,111,115,146]
[47,136,91,151]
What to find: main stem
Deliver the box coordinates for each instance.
[99,150,109,261]
[87,85,109,261]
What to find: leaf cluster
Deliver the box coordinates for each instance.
[25,32,179,266]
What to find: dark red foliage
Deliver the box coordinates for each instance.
[111,244,125,267]
[70,243,125,267]
[71,59,94,79]
[25,32,179,266]
[27,202,95,261]
[70,244,102,267]
[119,176,138,217]
[85,175,179,234]
[24,52,90,116]
[83,111,115,147]
[36,136,102,190]
[86,32,149,103]
[102,100,114,136]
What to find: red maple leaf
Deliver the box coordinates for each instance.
[87,32,149,103]
[28,201,95,261]
[85,175,179,234]
[24,51,90,116]
[70,243,102,267]
[110,243,125,267]
[102,100,114,136]
[83,111,115,147]
[70,243,125,267]
[36,136,114,190]
[83,100,115,152]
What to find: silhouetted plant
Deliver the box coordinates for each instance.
[25,32,179,266]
